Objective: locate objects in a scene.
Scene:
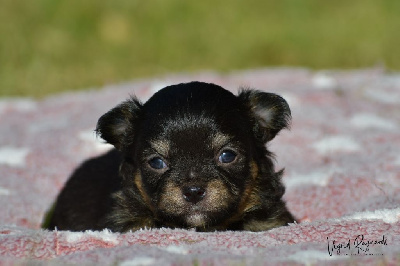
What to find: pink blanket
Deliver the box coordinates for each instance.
[1,69,399,265]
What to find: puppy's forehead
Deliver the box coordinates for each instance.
[145,112,235,156]
[140,82,251,154]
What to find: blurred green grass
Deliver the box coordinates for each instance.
[1,0,399,97]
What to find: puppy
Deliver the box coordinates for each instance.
[44,81,295,232]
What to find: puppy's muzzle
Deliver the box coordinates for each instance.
[182,186,206,204]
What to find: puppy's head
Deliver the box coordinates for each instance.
[96,82,290,230]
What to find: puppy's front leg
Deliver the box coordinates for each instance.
[243,207,296,231]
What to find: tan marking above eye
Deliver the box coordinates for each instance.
[150,139,170,157]
[212,132,232,149]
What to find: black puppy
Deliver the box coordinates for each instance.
[45,82,295,232]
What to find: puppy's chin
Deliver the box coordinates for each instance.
[184,205,215,228]
[159,208,224,229]
[186,213,207,227]
[157,202,227,229]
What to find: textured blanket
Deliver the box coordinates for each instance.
[1,68,399,265]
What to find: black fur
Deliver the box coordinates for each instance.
[45,82,295,232]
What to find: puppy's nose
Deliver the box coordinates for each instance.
[182,186,206,204]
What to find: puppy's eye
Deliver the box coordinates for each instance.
[218,150,237,164]
[148,157,167,170]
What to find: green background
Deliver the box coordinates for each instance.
[1,0,399,98]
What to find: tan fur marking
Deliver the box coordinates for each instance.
[158,182,185,214]
[134,172,155,213]
[212,133,232,149]
[206,179,230,211]
[223,160,261,226]
[150,139,170,157]
[239,185,261,214]
[250,160,259,180]
[241,160,261,213]
[243,219,286,231]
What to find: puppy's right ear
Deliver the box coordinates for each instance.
[95,97,143,150]
[239,89,291,143]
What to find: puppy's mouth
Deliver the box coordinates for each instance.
[157,179,233,228]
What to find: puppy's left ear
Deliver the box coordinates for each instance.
[95,97,143,150]
[239,89,291,142]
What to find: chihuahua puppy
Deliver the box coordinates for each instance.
[45,81,295,232]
